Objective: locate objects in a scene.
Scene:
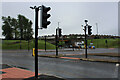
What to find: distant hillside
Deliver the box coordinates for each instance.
[87,38,119,48]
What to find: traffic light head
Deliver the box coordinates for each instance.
[41,5,51,28]
[88,26,92,35]
[59,28,62,37]
[56,28,62,37]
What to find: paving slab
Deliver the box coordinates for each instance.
[0,64,65,80]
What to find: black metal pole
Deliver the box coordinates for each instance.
[45,36,46,51]
[84,25,87,58]
[35,7,39,79]
[20,39,21,50]
[20,17,22,50]
[28,40,29,51]
[56,29,58,56]
[72,44,74,51]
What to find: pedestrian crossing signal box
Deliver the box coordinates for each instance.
[32,48,35,56]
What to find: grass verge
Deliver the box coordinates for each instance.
[2,40,56,50]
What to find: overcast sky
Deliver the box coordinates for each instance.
[1,1,119,37]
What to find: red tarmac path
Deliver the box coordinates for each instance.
[0,67,40,80]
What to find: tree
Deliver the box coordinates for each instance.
[2,16,13,39]
[17,14,33,40]
[18,15,24,40]
[26,20,34,40]
[11,18,19,39]
[2,15,34,40]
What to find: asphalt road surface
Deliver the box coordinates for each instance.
[38,48,118,55]
[2,48,119,79]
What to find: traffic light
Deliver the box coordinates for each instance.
[41,5,51,28]
[88,26,92,35]
[59,28,62,37]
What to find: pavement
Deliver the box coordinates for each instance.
[38,54,119,63]
[0,64,65,80]
[36,48,119,63]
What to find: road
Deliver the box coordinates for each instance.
[38,48,118,55]
[2,48,119,79]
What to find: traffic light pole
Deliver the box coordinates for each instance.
[30,5,51,79]
[35,7,39,79]
[56,29,58,56]
[45,36,46,51]
[84,20,88,58]
[85,25,87,58]
[28,40,29,51]
[30,6,39,79]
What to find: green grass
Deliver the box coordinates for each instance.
[87,38,119,48]
[2,38,120,49]
[2,40,56,50]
